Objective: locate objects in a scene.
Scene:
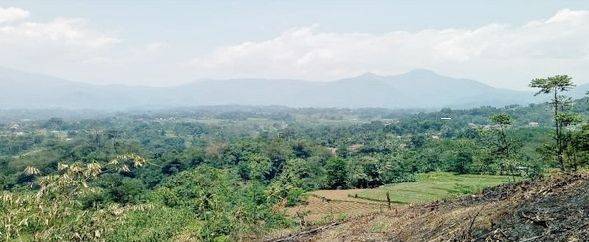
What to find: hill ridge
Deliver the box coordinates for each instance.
[3,67,585,109]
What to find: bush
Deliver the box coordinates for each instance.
[152,166,288,240]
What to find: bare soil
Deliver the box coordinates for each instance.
[309,189,383,204]
[285,189,388,225]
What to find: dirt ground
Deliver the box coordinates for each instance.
[267,172,589,242]
[286,189,389,224]
[309,189,383,204]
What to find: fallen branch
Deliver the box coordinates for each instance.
[462,206,483,240]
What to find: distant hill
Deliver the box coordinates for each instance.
[1,66,578,110]
[0,67,169,109]
[572,83,589,98]
[170,69,539,109]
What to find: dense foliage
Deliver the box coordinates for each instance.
[1,89,588,240]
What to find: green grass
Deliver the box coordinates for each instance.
[352,172,516,204]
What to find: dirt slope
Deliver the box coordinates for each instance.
[268,173,589,242]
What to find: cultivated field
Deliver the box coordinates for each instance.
[285,172,514,227]
[352,172,515,204]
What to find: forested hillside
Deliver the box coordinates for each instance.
[1,83,588,240]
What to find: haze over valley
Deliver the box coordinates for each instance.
[3,66,588,110]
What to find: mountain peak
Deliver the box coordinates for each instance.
[405,69,439,76]
[356,72,381,78]
[348,72,387,81]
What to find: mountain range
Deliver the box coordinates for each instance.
[1,67,587,110]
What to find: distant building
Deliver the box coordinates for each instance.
[528,122,539,127]
[441,117,452,120]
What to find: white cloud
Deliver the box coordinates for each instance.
[1,7,588,89]
[0,17,119,48]
[0,6,29,23]
[144,42,168,52]
[0,7,130,84]
[0,7,183,86]
[189,9,589,89]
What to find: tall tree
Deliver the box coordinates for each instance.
[529,75,575,171]
[325,158,349,189]
[490,113,513,159]
[490,113,518,180]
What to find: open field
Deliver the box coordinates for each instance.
[284,172,515,228]
[351,172,516,204]
[310,189,381,204]
[285,195,383,225]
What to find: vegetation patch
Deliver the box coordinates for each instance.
[352,172,514,204]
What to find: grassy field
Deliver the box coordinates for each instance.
[351,172,515,204]
[279,172,517,232]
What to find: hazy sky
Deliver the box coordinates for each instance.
[1,0,589,89]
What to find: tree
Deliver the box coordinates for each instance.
[490,113,513,158]
[0,155,147,240]
[325,158,348,189]
[529,75,576,171]
[564,118,589,171]
[489,113,517,178]
[454,151,473,174]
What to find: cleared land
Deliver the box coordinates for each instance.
[271,172,589,241]
[310,189,381,204]
[281,172,514,232]
[285,195,382,225]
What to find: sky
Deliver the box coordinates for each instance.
[0,0,589,90]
